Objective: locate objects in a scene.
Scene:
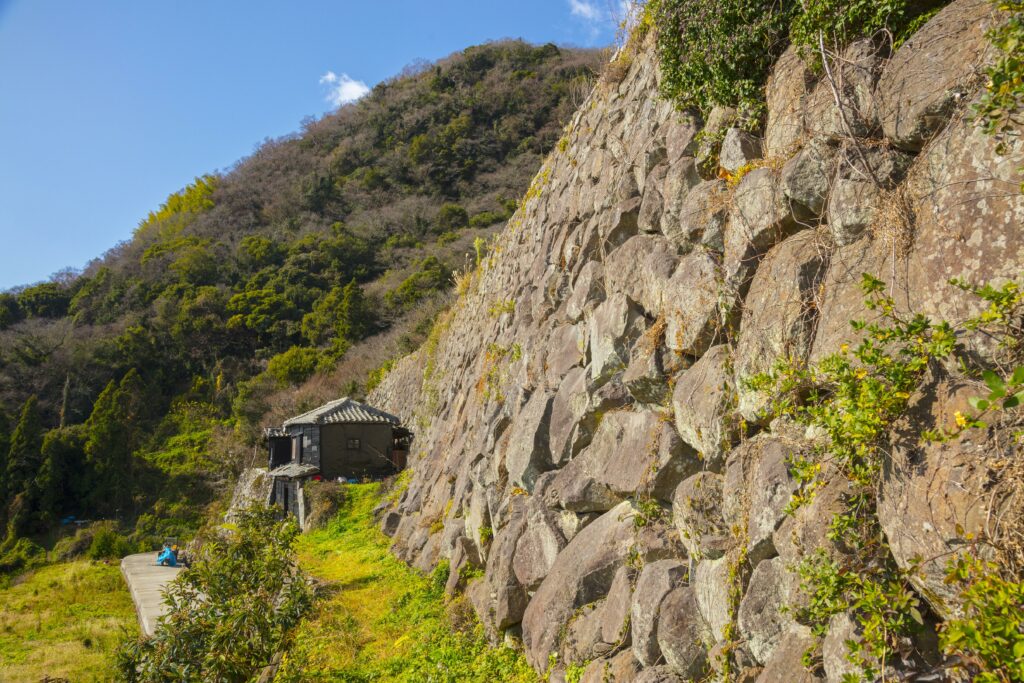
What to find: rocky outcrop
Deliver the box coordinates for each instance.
[368,4,1022,679]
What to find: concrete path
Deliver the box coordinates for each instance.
[121,552,184,637]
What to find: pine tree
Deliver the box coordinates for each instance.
[84,370,145,517]
[4,397,43,523]
[35,427,86,525]
[0,409,10,512]
[337,279,374,342]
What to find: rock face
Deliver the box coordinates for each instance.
[877,0,997,150]
[367,8,1024,679]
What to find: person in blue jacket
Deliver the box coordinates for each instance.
[157,544,177,567]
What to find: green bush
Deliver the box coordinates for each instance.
[266,346,321,386]
[87,523,136,561]
[468,209,508,228]
[974,1,1024,142]
[941,556,1024,682]
[0,537,46,574]
[385,257,451,311]
[649,0,946,114]
[789,0,936,60]
[117,506,313,682]
[366,358,396,392]
[436,203,469,232]
[650,0,795,114]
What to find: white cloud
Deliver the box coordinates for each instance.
[320,71,370,107]
[567,0,634,41]
[569,0,601,20]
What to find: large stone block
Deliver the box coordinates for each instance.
[672,345,739,469]
[587,293,648,385]
[547,409,699,511]
[662,250,724,358]
[631,559,689,666]
[877,0,997,151]
[737,557,797,665]
[880,376,1014,618]
[671,472,731,560]
[733,230,826,422]
[505,390,555,491]
[764,46,812,158]
[906,109,1024,360]
[521,502,680,670]
[656,586,711,679]
[724,168,802,289]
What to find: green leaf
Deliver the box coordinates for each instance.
[909,606,924,625]
[1004,394,1021,409]
[983,369,1004,393]
[1011,366,1024,385]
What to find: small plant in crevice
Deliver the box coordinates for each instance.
[940,555,1024,682]
[747,273,957,680]
[974,0,1024,145]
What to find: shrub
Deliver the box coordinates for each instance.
[86,523,136,560]
[117,506,313,682]
[974,1,1024,143]
[789,0,933,59]
[650,0,795,114]
[0,537,46,574]
[366,358,396,392]
[267,346,321,386]
[436,203,469,232]
[385,257,451,311]
[941,556,1024,682]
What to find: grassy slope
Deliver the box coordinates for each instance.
[276,483,536,682]
[0,560,137,681]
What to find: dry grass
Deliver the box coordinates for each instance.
[869,183,916,258]
[0,560,137,681]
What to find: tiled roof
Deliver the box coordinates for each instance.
[268,463,320,479]
[282,397,400,427]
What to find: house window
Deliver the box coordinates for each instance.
[347,438,361,450]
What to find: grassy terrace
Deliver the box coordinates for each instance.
[275,483,535,682]
[0,560,138,681]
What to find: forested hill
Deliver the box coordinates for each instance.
[0,40,603,567]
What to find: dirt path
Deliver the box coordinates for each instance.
[120,553,183,636]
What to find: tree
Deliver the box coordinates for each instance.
[84,370,146,517]
[436,202,469,232]
[3,397,43,531]
[117,506,313,682]
[17,282,71,318]
[0,293,23,329]
[266,346,320,386]
[36,427,87,523]
[301,280,375,348]
[337,279,374,342]
[0,409,10,518]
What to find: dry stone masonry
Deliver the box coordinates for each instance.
[369,1,1020,679]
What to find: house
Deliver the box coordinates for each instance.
[263,397,412,522]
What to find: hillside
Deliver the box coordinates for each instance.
[0,40,603,568]
[368,0,1024,680]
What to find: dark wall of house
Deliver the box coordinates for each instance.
[286,424,320,468]
[268,437,290,469]
[273,478,302,519]
[320,422,396,480]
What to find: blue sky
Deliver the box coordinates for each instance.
[0,1,622,290]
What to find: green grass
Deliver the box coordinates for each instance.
[0,560,138,681]
[275,483,536,682]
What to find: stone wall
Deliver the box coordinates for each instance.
[369,1,1021,679]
